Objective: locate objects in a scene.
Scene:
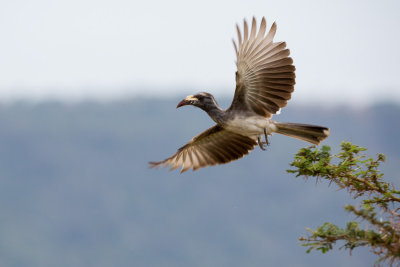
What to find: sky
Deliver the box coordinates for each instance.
[1,0,399,105]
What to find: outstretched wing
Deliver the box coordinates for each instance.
[229,17,296,117]
[149,125,257,173]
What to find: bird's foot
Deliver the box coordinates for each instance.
[258,136,266,150]
[258,129,270,151]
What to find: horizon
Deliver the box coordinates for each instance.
[1,86,399,109]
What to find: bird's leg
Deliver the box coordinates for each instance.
[257,128,270,151]
[264,128,270,146]
[258,128,271,151]
[257,136,266,151]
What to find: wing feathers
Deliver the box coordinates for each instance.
[229,17,296,117]
[236,24,242,47]
[149,125,257,172]
[243,19,249,43]
[256,17,266,40]
[232,39,238,57]
[250,44,287,66]
[264,22,277,45]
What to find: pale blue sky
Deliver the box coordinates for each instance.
[1,0,399,105]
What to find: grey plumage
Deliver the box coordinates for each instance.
[149,17,330,173]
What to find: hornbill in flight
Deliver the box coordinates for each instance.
[150,17,330,172]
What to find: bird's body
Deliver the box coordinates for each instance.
[150,17,330,172]
[211,110,277,139]
[224,115,273,137]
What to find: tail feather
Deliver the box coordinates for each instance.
[273,122,330,145]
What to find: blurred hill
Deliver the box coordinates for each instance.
[0,98,399,267]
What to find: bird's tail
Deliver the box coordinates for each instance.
[273,122,330,145]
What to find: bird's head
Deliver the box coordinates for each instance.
[176,92,217,111]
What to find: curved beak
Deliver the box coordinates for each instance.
[176,95,198,109]
[176,99,189,108]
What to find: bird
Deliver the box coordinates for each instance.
[149,17,330,173]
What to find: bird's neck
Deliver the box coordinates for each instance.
[202,103,226,124]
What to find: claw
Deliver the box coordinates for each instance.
[258,136,266,150]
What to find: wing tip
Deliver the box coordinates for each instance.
[148,160,163,169]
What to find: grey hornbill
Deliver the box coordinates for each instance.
[150,17,330,172]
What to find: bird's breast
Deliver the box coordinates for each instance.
[223,116,277,138]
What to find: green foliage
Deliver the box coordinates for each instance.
[288,142,400,266]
